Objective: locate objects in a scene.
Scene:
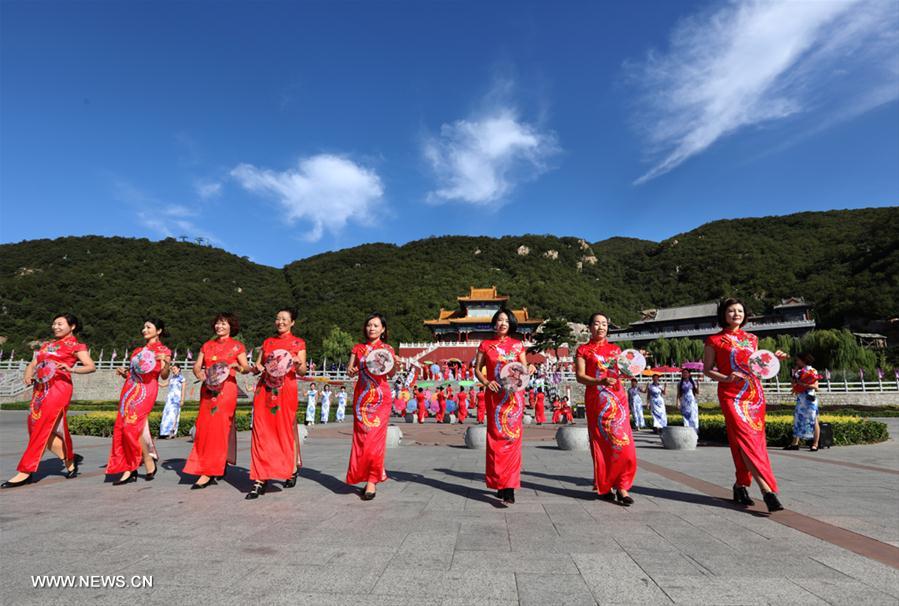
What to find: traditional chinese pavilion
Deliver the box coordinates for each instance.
[423,286,543,342]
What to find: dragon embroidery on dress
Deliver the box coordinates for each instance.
[356,344,384,431]
[724,334,764,432]
[592,348,630,450]
[492,341,523,440]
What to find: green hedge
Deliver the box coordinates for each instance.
[66,404,346,437]
[68,411,253,438]
[643,414,889,446]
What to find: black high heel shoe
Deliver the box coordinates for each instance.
[502,489,515,504]
[763,492,784,512]
[245,481,267,500]
[733,485,754,506]
[598,492,617,503]
[113,471,137,486]
[64,459,80,479]
[191,477,217,490]
[1,475,33,489]
[284,471,298,488]
[145,463,157,481]
[616,490,634,506]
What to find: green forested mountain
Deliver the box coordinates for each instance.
[1,207,896,357]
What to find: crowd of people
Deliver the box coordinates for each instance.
[2,299,825,514]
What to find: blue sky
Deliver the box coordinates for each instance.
[2,0,897,266]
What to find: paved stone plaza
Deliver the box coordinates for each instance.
[1,411,898,605]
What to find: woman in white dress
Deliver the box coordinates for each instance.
[159,365,186,438]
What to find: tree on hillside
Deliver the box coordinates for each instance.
[528,318,574,359]
[321,325,354,365]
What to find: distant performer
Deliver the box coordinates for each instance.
[435,386,447,423]
[456,386,469,423]
[345,313,396,501]
[320,384,332,424]
[415,387,427,423]
[2,314,95,489]
[159,365,186,438]
[305,384,317,426]
[704,298,788,512]
[184,312,249,490]
[474,308,534,505]
[785,352,821,452]
[534,387,546,425]
[106,319,171,485]
[475,386,486,424]
[575,312,636,505]
[627,379,645,430]
[336,386,348,422]
[677,369,700,432]
[646,375,667,431]
[246,308,307,499]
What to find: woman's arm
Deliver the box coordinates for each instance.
[193,351,206,382]
[703,344,730,382]
[70,349,96,375]
[295,349,308,376]
[474,351,500,393]
[346,353,358,378]
[574,356,602,386]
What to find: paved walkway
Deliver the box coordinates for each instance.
[1,411,898,605]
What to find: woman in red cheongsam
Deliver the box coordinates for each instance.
[184,312,249,489]
[2,313,95,489]
[476,387,486,424]
[704,298,788,512]
[345,313,396,501]
[107,319,171,485]
[246,308,307,499]
[534,388,546,425]
[575,312,636,506]
[474,308,534,505]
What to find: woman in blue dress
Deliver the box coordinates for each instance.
[785,352,821,451]
[627,379,645,430]
[677,369,700,432]
[159,365,185,438]
[646,375,667,431]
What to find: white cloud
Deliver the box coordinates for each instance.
[230,154,384,241]
[423,107,559,205]
[112,179,219,244]
[194,179,222,200]
[628,0,899,184]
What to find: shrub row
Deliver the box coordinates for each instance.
[644,414,889,446]
[66,404,343,437]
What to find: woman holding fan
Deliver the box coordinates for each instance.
[345,313,396,500]
[246,308,307,499]
[703,298,788,512]
[575,312,637,505]
[106,319,171,485]
[474,308,534,505]
[2,314,95,488]
[184,312,249,490]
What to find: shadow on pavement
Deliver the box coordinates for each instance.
[393,469,507,508]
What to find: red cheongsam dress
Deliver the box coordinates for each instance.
[250,333,305,482]
[17,336,87,473]
[106,341,170,474]
[457,391,469,422]
[534,392,546,424]
[577,340,636,494]
[184,336,246,477]
[479,338,525,490]
[476,390,486,424]
[705,329,778,492]
[345,340,395,485]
